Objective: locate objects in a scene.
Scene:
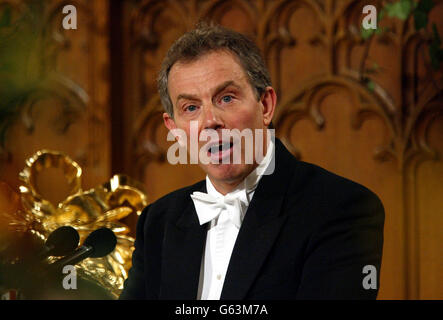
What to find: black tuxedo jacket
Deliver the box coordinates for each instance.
[120,139,384,300]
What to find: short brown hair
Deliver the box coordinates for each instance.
[158,24,272,117]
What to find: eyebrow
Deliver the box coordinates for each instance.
[175,80,240,106]
[212,80,239,98]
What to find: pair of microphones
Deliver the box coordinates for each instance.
[38,226,117,272]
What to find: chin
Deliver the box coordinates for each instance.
[204,163,252,184]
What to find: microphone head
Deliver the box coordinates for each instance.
[45,226,80,256]
[83,228,117,258]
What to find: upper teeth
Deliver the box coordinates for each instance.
[209,142,230,153]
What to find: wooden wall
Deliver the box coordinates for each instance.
[0,0,441,299]
[0,0,111,205]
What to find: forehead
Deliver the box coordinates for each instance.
[167,50,250,99]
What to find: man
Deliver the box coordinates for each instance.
[120,24,384,300]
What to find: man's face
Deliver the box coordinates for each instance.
[163,50,276,192]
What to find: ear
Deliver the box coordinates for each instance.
[260,86,277,127]
[163,112,177,132]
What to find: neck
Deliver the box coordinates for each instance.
[209,165,257,195]
[212,182,239,196]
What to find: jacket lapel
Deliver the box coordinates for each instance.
[159,182,207,299]
[220,139,297,299]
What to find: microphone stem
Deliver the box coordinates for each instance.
[49,246,94,273]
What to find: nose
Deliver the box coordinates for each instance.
[202,103,224,131]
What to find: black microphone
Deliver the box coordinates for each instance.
[10,226,79,294]
[37,226,80,260]
[48,227,117,272]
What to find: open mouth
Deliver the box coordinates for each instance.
[207,140,234,161]
[208,141,233,153]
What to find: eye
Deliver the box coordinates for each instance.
[185,105,198,112]
[221,95,233,104]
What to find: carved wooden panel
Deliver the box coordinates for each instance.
[0,0,110,204]
[122,0,443,299]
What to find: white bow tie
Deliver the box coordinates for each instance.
[190,191,246,228]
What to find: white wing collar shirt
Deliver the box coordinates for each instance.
[190,139,275,300]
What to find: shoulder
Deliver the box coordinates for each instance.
[274,139,381,208]
[138,180,205,226]
[285,160,384,221]
[299,161,379,199]
[152,180,204,209]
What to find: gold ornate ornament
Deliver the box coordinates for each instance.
[0,150,148,299]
